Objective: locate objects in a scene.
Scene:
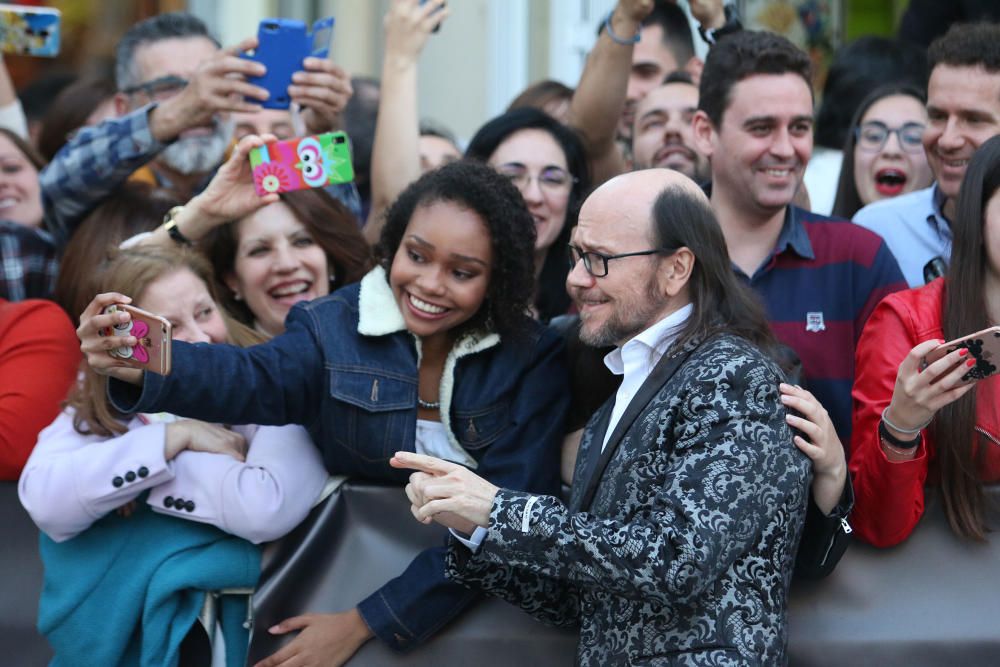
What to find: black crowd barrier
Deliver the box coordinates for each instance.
[2,480,999,665]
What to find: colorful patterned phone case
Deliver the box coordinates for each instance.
[249,131,354,196]
[0,6,60,57]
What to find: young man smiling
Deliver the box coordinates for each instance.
[692,31,906,444]
[853,23,1000,287]
[631,71,710,183]
[567,0,728,184]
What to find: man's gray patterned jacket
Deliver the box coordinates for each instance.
[446,333,812,666]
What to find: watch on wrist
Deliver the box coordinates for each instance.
[162,206,192,246]
[698,4,742,45]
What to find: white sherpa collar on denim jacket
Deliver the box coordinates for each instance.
[356,266,500,464]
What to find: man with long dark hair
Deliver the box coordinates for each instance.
[394,168,811,664]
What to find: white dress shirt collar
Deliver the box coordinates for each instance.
[601,303,694,450]
[603,303,694,376]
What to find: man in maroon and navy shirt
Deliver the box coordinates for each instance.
[692,30,906,447]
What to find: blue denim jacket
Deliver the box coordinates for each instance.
[109,267,568,651]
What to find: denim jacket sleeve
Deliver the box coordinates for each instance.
[356,327,569,652]
[39,104,166,246]
[108,305,325,429]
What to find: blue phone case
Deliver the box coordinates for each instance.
[242,17,334,110]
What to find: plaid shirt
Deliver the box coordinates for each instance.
[0,222,58,301]
[40,103,167,248]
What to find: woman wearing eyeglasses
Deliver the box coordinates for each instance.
[465,108,591,322]
[365,1,590,323]
[832,84,934,219]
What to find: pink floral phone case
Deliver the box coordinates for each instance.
[102,304,172,375]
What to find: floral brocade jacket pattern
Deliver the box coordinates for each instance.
[447,334,812,666]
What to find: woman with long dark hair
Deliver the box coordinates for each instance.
[850,134,1000,546]
[465,107,590,322]
[831,84,933,219]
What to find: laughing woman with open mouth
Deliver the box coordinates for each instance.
[832,84,934,219]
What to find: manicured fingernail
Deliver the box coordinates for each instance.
[780,395,791,403]
[958,348,968,356]
[967,359,976,367]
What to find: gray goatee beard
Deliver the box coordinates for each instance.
[159,117,234,175]
[578,285,666,348]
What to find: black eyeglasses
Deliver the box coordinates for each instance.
[567,244,675,278]
[855,121,925,153]
[121,75,188,101]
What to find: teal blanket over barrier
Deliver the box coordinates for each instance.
[37,502,260,667]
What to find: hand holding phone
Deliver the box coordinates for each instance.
[101,304,172,376]
[249,131,354,196]
[241,17,334,109]
[924,326,1000,382]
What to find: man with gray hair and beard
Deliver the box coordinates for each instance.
[39,12,355,246]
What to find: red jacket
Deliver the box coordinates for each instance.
[849,278,1000,546]
[0,299,79,480]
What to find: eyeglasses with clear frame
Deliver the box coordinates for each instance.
[567,244,676,278]
[122,75,189,102]
[854,121,926,153]
[495,163,577,194]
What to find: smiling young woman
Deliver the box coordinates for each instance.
[850,134,1000,547]
[77,160,569,666]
